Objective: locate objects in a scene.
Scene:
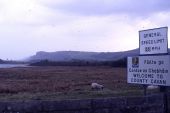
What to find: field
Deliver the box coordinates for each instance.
[0,66,156,100]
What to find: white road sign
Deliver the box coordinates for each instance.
[127,55,170,86]
[139,27,168,55]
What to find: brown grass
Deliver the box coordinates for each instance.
[0,66,147,100]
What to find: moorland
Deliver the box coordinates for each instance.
[0,66,157,100]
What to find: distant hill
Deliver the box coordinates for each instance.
[28,49,140,62]
[0,59,4,63]
[27,48,170,62]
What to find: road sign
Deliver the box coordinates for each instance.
[127,55,170,86]
[139,27,168,55]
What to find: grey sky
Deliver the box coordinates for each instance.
[0,0,170,60]
[51,0,170,16]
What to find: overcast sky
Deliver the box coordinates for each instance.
[0,0,170,60]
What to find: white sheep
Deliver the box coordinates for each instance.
[91,83,104,90]
[147,85,159,90]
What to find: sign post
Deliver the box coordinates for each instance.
[128,27,169,86]
[127,26,169,113]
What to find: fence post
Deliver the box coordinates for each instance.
[160,86,168,113]
[143,85,147,96]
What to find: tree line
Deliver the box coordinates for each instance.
[30,58,127,67]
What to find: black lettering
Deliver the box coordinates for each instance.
[151,79,166,85]
[145,47,151,52]
[144,34,148,38]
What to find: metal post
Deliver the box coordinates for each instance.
[143,85,147,96]
[160,86,168,113]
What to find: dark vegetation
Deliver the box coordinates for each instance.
[30,58,127,67]
[0,59,4,63]
[0,59,26,64]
